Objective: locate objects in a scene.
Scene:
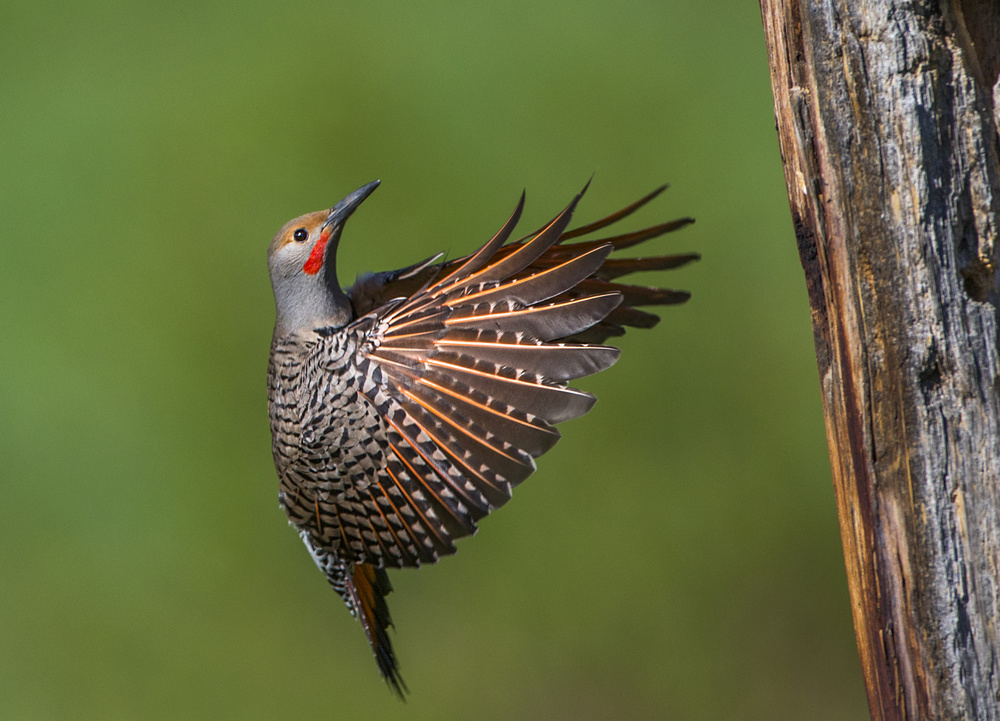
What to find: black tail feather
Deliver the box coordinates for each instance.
[349,563,408,699]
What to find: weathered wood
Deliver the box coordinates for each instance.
[759,2,1000,720]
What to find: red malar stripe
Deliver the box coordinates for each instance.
[303,232,330,275]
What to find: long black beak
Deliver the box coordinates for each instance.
[322,180,380,231]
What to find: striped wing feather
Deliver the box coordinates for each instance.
[338,185,694,568]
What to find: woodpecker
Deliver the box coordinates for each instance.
[266,180,696,696]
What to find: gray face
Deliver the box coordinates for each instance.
[268,181,381,337]
[267,210,351,337]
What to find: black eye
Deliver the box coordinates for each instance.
[292,228,309,242]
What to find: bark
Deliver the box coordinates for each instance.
[758,2,1000,720]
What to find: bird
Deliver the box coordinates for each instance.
[266,179,696,696]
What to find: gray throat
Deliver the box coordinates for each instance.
[272,275,353,338]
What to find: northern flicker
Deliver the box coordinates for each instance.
[266,180,695,696]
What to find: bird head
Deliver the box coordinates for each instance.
[267,180,380,336]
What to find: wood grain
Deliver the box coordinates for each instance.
[759,2,1000,719]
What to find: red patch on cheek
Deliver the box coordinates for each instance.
[302,232,329,275]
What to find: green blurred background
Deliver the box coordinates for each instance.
[0,1,867,719]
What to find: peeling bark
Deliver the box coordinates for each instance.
[759,2,1000,720]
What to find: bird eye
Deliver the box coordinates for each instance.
[293,228,309,242]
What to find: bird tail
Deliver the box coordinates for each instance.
[346,562,407,698]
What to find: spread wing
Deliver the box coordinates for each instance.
[320,186,695,569]
[347,184,697,342]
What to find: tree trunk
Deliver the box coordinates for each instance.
[758,2,1000,720]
